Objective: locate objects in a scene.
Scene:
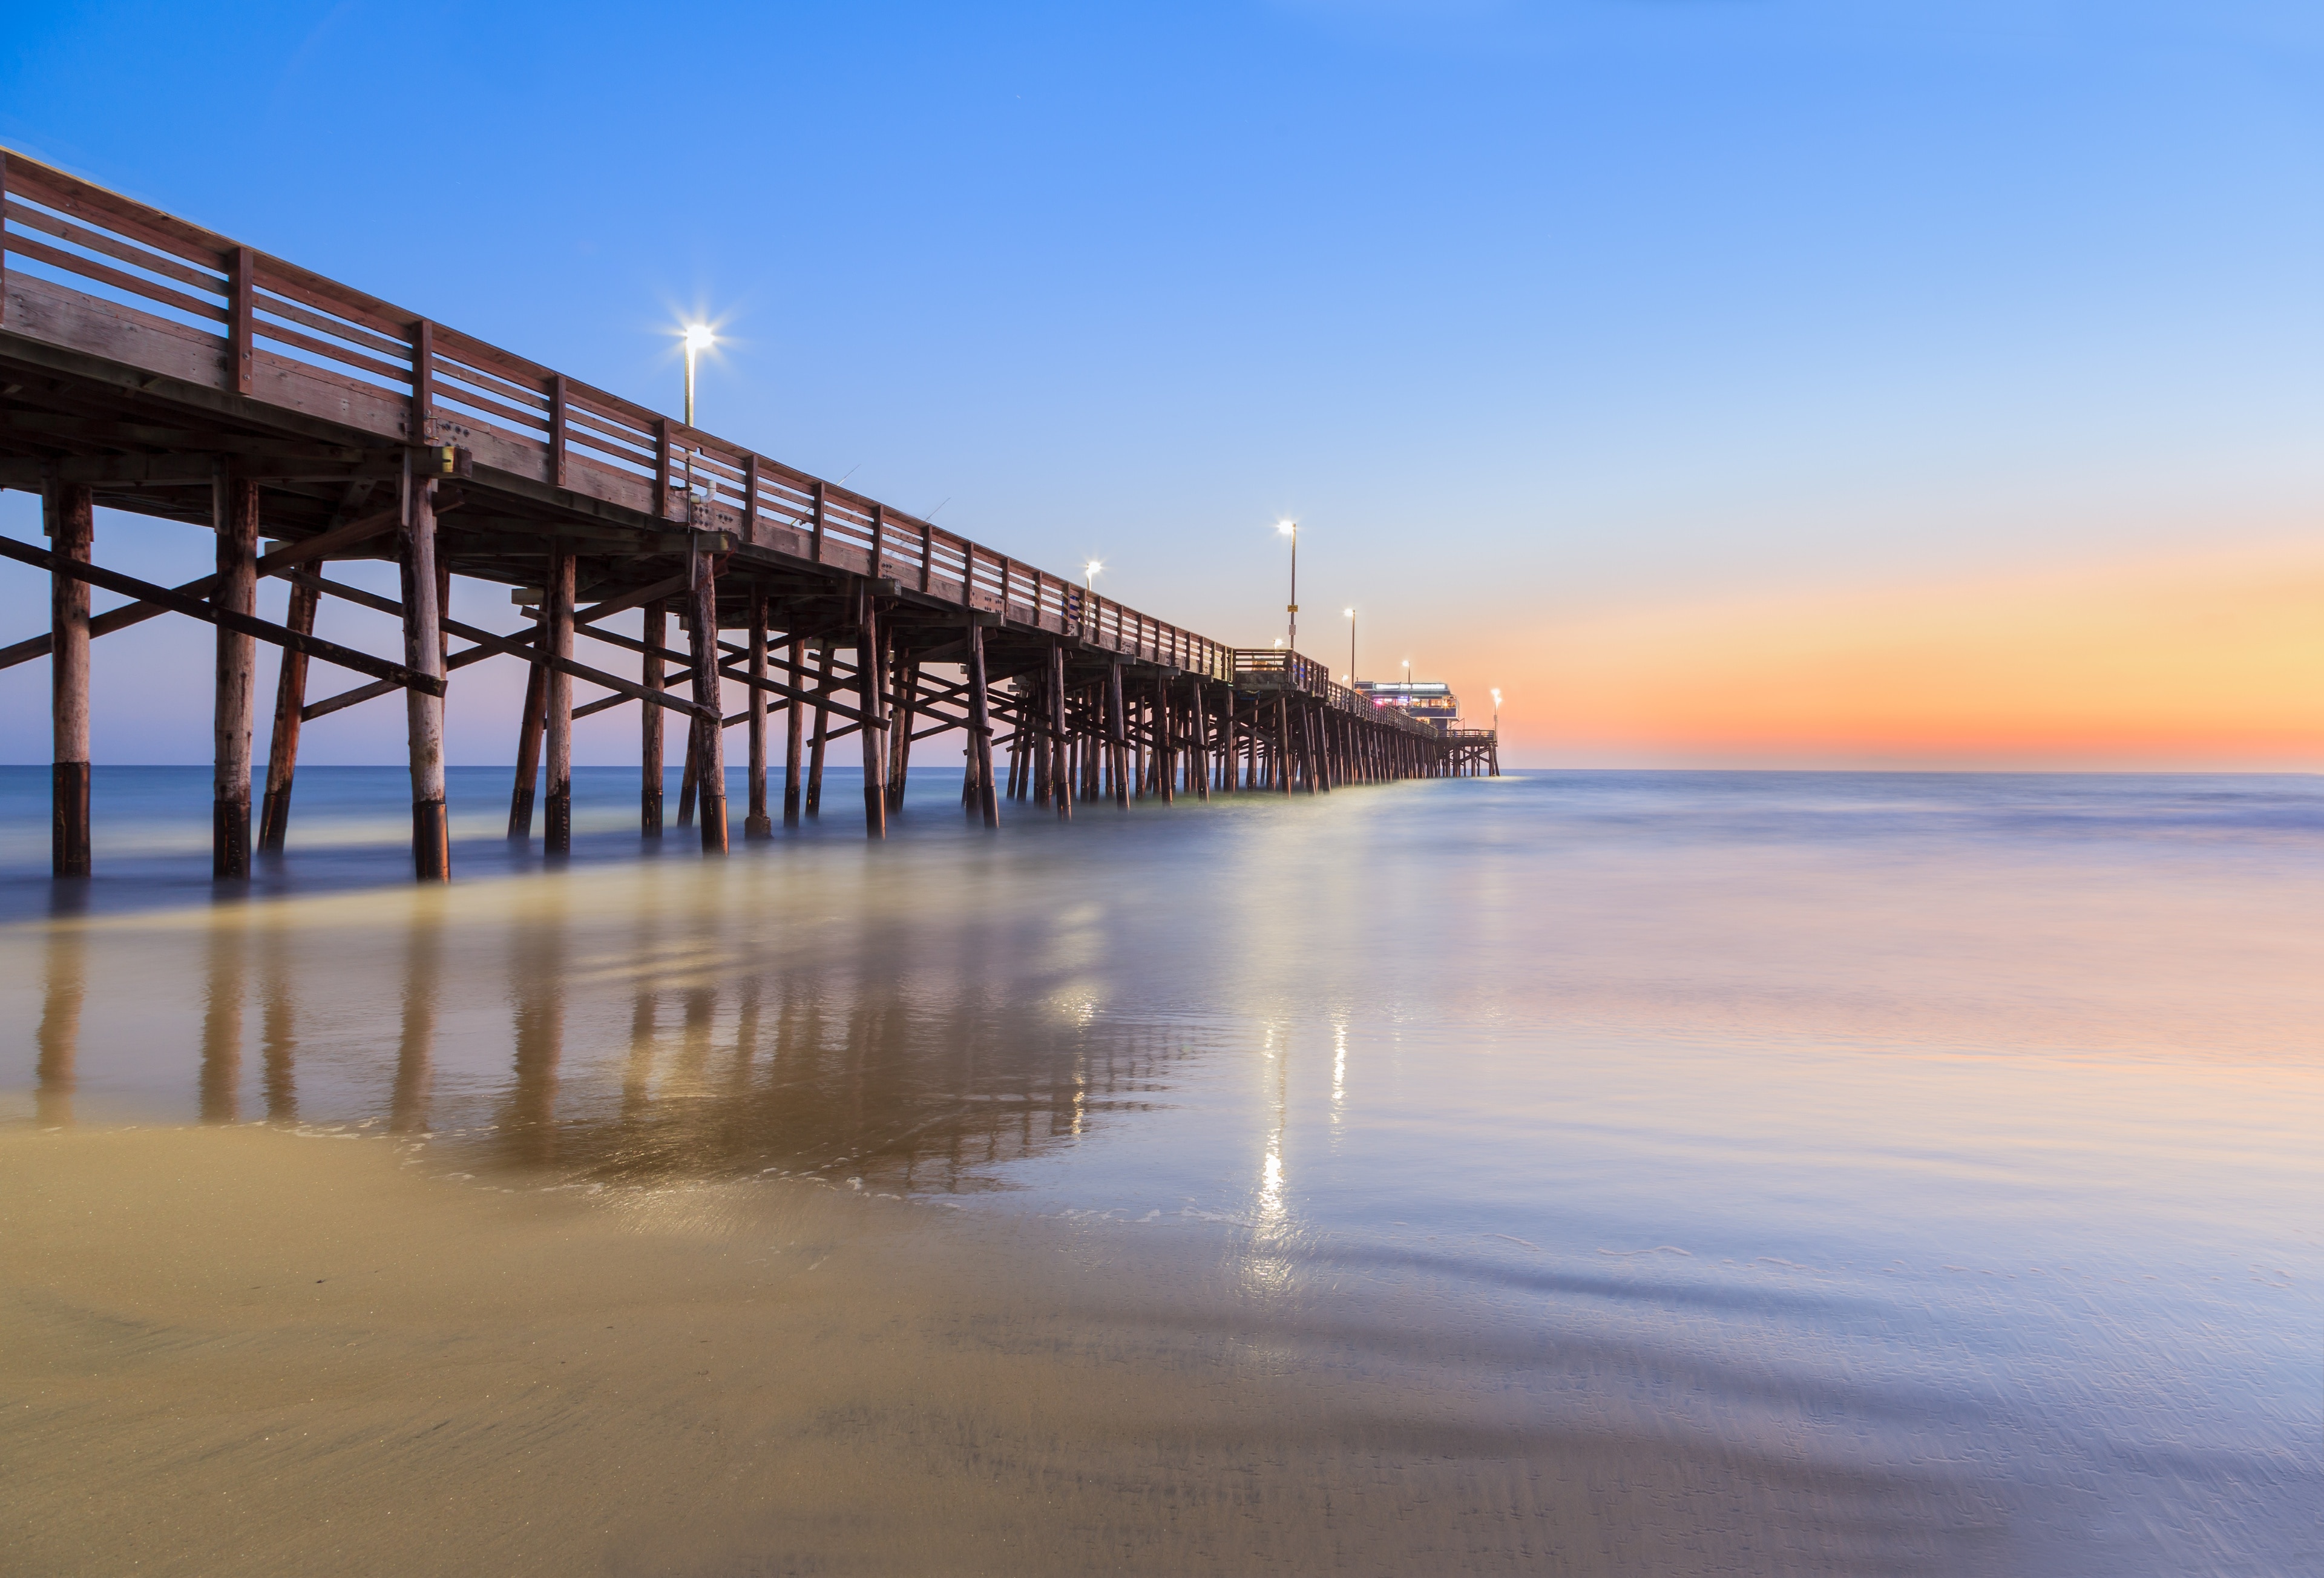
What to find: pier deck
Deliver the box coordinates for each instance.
[0,150,1494,880]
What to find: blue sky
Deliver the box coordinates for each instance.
[3,1,2318,764]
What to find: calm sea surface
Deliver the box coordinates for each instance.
[2,766,2317,1574]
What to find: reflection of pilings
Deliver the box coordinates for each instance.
[260,911,297,1122]
[390,892,443,1134]
[199,906,247,1122]
[622,988,656,1124]
[505,886,565,1166]
[678,986,714,1085]
[34,918,84,1127]
[730,980,761,1094]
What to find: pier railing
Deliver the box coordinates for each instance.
[1230,648,1443,737]
[0,150,1239,680]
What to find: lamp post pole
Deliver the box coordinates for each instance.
[1278,521,1299,654]
[1345,608,1356,689]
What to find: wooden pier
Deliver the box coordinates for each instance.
[0,151,1495,881]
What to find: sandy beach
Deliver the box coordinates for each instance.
[1,1120,2024,1577]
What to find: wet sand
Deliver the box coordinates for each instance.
[2,1123,2015,1577]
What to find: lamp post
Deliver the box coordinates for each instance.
[1402,656,1411,688]
[1084,559,1103,590]
[1344,607,1356,690]
[682,324,714,427]
[1491,688,1501,732]
[1276,520,1298,653]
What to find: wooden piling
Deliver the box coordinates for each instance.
[506,610,547,841]
[1189,679,1210,801]
[858,588,887,838]
[399,465,449,881]
[744,592,772,839]
[1050,645,1072,820]
[783,636,806,826]
[214,471,259,880]
[888,654,917,814]
[1106,660,1128,809]
[640,602,666,837]
[47,482,93,878]
[543,548,576,855]
[690,548,729,853]
[964,619,999,828]
[257,577,318,853]
[806,641,832,815]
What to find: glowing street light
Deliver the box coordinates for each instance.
[1276,520,1299,653]
[1084,559,1104,590]
[1402,656,1412,688]
[681,323,715,427]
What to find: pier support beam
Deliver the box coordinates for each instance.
[399,466,448,881]
[257,577,317,852]
[507,608,546,841]
[1106,660,1128,809]
[744,592,772,839]
[544,548,575,855]
[640,602,665,837]
[214,470,258,880]
[47,481,93,878]
[858,588,887,839]
[1049,646,1071,820]
[783,636,806,826]
[888,654,917,814]
[690,548,728,853]
[965,618,999,828]
[807,642,831,816]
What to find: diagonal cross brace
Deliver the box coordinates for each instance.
[0,533,442,697]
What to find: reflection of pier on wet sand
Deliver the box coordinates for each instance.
[27,867,1194,1195]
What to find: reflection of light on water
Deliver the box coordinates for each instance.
[1331,1022,1346,1130]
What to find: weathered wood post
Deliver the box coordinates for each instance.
[214,469,260,879]
[543,548,576,855]
[807,642,832,815]
[1276,695,1293,797]
[1049,644,1072,820]
[858,585,887,838]
[1189,679,1210,802]
[744,591,773,839]
[1030,669,1051,806]
[888,654,917,814]
[1155,675,1174,806]
[641,601,666,837]
[506,613,547,841]
[1106,659,1128,809]
[258,578,318,852]
[400,461,449,881]
[47,481,93,878]
[783,636,806,826]
[691,545,729,853]
[964,617,999,828]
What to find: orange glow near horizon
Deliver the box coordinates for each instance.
[1474,544,2324,769]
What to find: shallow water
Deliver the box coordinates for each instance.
[2,766,2317,1574]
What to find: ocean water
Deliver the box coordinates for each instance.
[2,765,2317,1574]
